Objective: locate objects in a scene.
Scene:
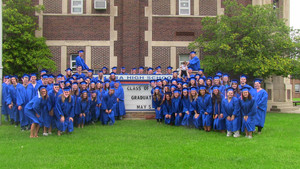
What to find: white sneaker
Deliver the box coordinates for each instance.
[43,133,48,136]
[233,131,240,138]
[248,135,253,139]
[226,131,232,137]
[48,132,52,135]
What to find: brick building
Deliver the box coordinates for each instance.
[34,0,288,75]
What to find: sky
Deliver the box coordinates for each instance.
[290,0,300,29]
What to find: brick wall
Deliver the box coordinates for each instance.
[152,47,171,72]
[49,46,62,74]
[199,0,217,16]
[92,0,111,14]
[153,0,170,15]
[44,0,62,14]
[91,46,110,70]
[67,46,85,68]
[152,17,202,41]
[43,16,110,40]
[221,0,252,8]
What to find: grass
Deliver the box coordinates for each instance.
[0,113,300,168]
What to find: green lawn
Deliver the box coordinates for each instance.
[0,113,300,168]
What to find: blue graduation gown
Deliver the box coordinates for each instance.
[190,98,201,128]
[221,97,241,132]
[97,89,106,124]
[114,86,126,117]
[2,83,9,115]
[172,97,182,126]
[197,94,213,127]
[253,89,268,128]
[152,94,164,120]
[55,95,75,132]
[90,97,101,122]
[188,56,200,71]
[6,84,21,122]
[163,101,173,124]
[75,55,89,70]
[240,99,257,132]
[77,97,91,124]
[102,93,117,125]
[48,90,62,129]
[212,94,226,130]
[16,84,35,127]
[24,96,46,126]
[181,96,192,126]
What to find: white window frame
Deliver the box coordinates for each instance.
[71,0,83,14]
[179,54,190,67]
[295,84,300,93]
[70,54,77,71]
[179,0,191,16]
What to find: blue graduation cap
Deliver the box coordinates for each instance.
[182,88,189,92]
[154,86,161,90]
[110,72,116,75]
[132,68,136,70]
[241,86,251,92]
[189,77,196,81]
[165,92,172,95]
[22,74,30,79]
[213,75,220,80]
[65,68,72,72]
[171,79,177,83]
[12,75,18,79]
[150,80,155,84]
[65,81,72,85]
[88,69,94,73]
[170,84,177,89]
[78,50,84,53]
[240,74,248,79]
[80,81,87,85]
[57,74,63,78]
[4,75,10,79]
[195,74,200,78]
[207,76,212,80]
[30,73,37,77]
[53,83,59,86]
[40,69,48,74]
[254,78,263,84]
[174,89,181,94]
[38,85,47,91]
[63,86,72,92]
[212,85,219,91]
[199,85,206,90]
[48,74,55,79]
[199,77,206,81]
[90,81,95,84]
[155,66,161,70]
[226,87,235,92]
[188,67,193,70]
[72,82,78,86]
[121,67,125,69]
[147,67,153,71]
[216,71,222,77]
[190,51,196,54]
[42,74,48,79]
[96,81,101,84]
[183,82,188,86]
[156,79,162,83]
[198,68,204,72]
[178,81,183,85]
[112,67,117,70]
[139,66,144,70]
[104,80,110,84]
[59,80,65,84]
[167,66,173,70]
[190,87,197,91]
[91,90,97,94]
[98,70,103,73]
[231,79,239,84]
[81,89,88,94]
[102,67,108,70]
[223,73,230,77]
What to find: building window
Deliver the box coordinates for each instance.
[71,0,83,14]
[295,84,300,93]
[179,54,189,67]
[179,0,190,15]
[70,54,77,71]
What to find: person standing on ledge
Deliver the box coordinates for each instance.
[187,51,200,71]
[75,50,89,70]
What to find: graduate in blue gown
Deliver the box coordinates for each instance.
[221,87,241,137]
[55,86,75,136]
[172,89,182,126]
[152,86,164,123]
[163,92,173,125]
[197,86,213,132]
[2,76,10,121]
[25,85,51,138]
[47,83,62,135]
[6,75,21,126]
[187,51,200,71]
[16,74,35,130]
[102,88,117,125]
[181,88,192,127]
[240,86,257,139]
[189,87,200,128]
[75,50,89,70]
[114,81,126,120]
[90,90,101,123]
[253,79,268,134]
[30,73,39,97]
[230,79,241,99]
[212,85,226,132]
[96,84,106,124]
[76,90,91,128]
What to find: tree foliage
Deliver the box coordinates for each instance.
[3,0,56,77]
[189,0,300,79]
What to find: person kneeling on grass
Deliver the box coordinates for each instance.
[173,89,183,126]
[55,86,75,136]
[240,86,257,139]
[152,86,164,123]
[102,87,117,125]
[25,85,51,138]
[181,88,192,127]
[221,87,241,137]
[163,92,173,125]
[77,89,90,128]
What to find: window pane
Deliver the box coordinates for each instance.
[180,2,189,7]
[73,1,82,6]
[73,8,82,13]
[72,55,77,60]
[295,84,300,92]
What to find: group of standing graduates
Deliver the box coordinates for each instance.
[1,66,126,138]
[151,69,268,138]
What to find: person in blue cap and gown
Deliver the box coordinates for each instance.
[77,89,90,128]
[37,69,48,86]
[166,66,173,75]
[240,86,257,139]
[7,75,21,126]
[181,88,192,126]
[25,85,51,138]
[102,88,117,125]
[187,51,200,71]
[212,85,226,132]
[55,86,75,136]
[152,86,164,123]
[197,86,213,132]
[120,67,128,75]
[189,87,199,128]
[90,90,101,123]
[163,92,173,125]
[2,76,10,121]
[16,74,35,131]
[75,50,89,70]
[114,81,126,120]
[221,87,241,137]
[47,83,62,135]
[253,79,268,134]
[172,89,182,126]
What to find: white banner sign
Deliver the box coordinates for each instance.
[98,74,173,81]
[123,84,154,111]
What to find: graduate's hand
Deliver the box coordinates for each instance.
[214,114,218,119]
[157,107,161,111]
[194,113,199,118]
[227,116,231,121]
[69,117,74,122]
[179,113,182,117]
[49,110,54,116]
[175,113,177,117]
[60,116,65,122]
[18,106,22,111]
[205,112,208,115]
[231,115,235,121]
[244,116,248,121]
[186,111,189,115]
[36,113,40,118]
[117,98,119,102]
[165,115,168,118]
[83,113,86,117]
[105,109,109,113]
[220,114,224,119]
